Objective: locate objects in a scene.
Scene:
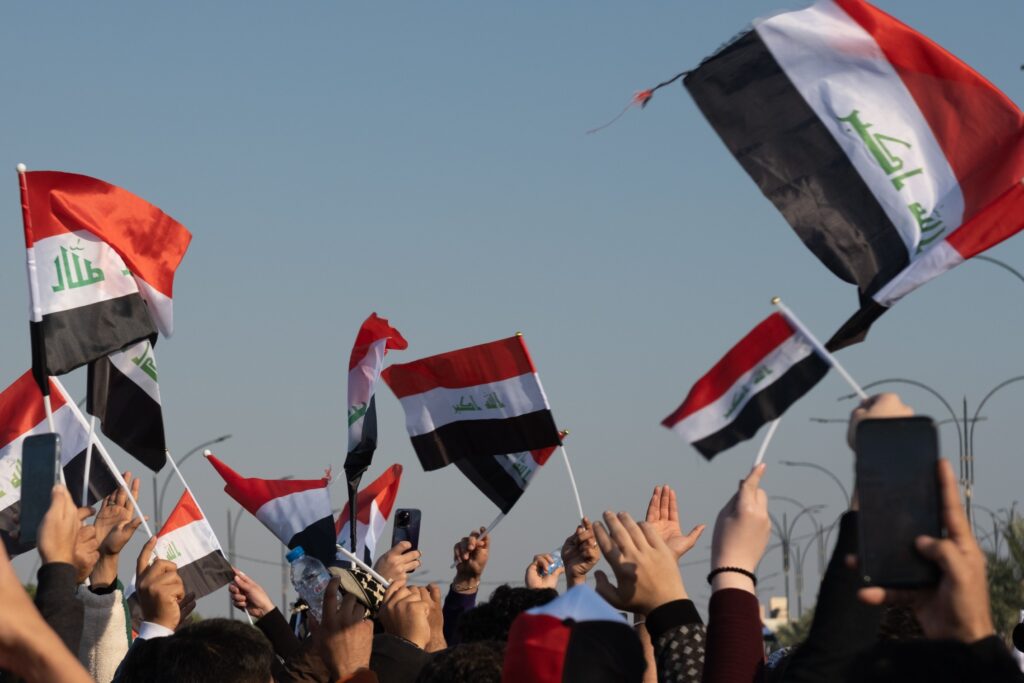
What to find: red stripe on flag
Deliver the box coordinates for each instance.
[158,490,204,536]
[835,0,1024,218]
[206,454,330,517]
[336,464,402,532]
[947,182,1024,259]
[661,313,795,426]
[382,336,537,398]
[349,313,407,371]
[0,371,67,449]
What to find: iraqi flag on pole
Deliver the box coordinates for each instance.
[126,489,234,623]
[335,464,402,564]
[0,371,118,554]
[662,313,829,459]
[20,170,191,386]
[381,335,562,472]
[344,314,407,485]
[684,0,1024,349]
[206,454,337,566]
[454,436,563,515]
[87,339,166,472]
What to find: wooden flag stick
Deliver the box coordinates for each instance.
[771,297,868,401]
[752,419,781,467]
[335,544,391,587]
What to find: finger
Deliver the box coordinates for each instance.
[136,535,159,576]
[858,586,916,607]
[427,583,441,605]
[741,462,767,494]
[382,578,409,604]
[340,591,362,623]
[681,524,706,550]
[661,485,672,521]
[603,511,638,554]
[936,459,971,541]
[394,540,412,553]
[126,517,145,533]
[645,486,661,523]
[617,512,648,550]
[593,570,621,609]
[592,521,617,559]
[914,535,964,575]
[129,473,140,502]
[323,576,341,620]
[78,506,96,522]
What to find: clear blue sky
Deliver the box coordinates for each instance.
[2,0,1022,617]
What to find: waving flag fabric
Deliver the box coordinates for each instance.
[684,0,1024,347]
[335,464,402,563]
[0,371,117,553]
[126,490,233,623]
[206,454,336,566]
[20,170,191,384]
[344,314,407,485]
[455,438,562,515]
[662,314,828,458]
[87,339,166,472]
[381,335,562,471]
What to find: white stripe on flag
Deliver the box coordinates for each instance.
[397,371,549,437]
[872,240,964,307]
[108,340,161,404]
[348,337,388,451]
[755,0,964,255]
[337,499,389,561]
[254,487,332,544]
[30,231,140,318]
[669,335,814,444]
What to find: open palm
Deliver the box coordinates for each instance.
[644,485,705,559]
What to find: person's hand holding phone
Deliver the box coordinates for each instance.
[374,541,421,583]
[858,459,994,643]
[37,485,87,566]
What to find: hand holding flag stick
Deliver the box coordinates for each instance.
[335,544,390,587]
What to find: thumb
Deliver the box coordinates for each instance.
[593,570,619,607]
[136,534,159,576]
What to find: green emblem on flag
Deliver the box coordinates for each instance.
[453,395,482,414]
[724,364,774,419]
[131,343,158,382]
[10,460,22,489]
[348,402,368,427]
[165,541,182,562]
[483,392,505,410]
[51,240,106,292]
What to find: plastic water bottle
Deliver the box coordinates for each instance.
[544,549,564,576]
[286,547,331,621]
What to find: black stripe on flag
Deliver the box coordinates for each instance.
[684,30,910,299]
[692,354,830,459]
[32,293,156,378]
[826,300,890,352]
[454,456,526,515]
[287,515,339,567]
[88,354,166,472]
[410,410,561,472]
[344,395,378,485]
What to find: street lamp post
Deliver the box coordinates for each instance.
[769,498,824,622]
[154,434,232,527]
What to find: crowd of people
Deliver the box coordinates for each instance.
[1,393,1022,682]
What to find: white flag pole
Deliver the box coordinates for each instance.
[449,511,506,569]
[752,419,781,468]
[559,444,585,521]
[53,378,154,538]
[82,415,97,507]
[335,544,391,587]
[771,297,868,401]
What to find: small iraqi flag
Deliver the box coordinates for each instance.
[126,489,234,624]
[684,0,1024,348]
[455,438,562,515]
[335,464,402,564]
[0,371,118,554]
[87,339,166,472]
[662,313,828,458]
[381,335,562,471]
[206,454,337,566]
[20,170,191,385]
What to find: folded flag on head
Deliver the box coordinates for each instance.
[381,335,562,471]
[455,434,565,515]
[684,0,1024,349]
[125,490,233,626]
[87,338,166,472]
[0,371,118,554]
[206,454,336,566]
[662,313,829,459]
[20,171,191,387]
[335,464,402,564]
[344,314,407,487]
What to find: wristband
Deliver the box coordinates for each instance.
[706,566,757,587]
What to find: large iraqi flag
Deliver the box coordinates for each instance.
[20,170,191,384]
[206,454,337,566]
[0,371,118,553]
[381,335,562,471]
[662,313,829,458]
[335,464,402,564]
[684,0,1024,348]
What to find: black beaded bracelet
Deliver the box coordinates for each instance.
[706,566,757,586]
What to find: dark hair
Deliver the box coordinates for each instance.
[878,606,925,641]
[415,641,505,683]
[120,618,274,683]
[457,585,558,643]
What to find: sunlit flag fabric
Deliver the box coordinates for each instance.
[381,335,562,472]
[335,464,402,564]
[454,438,562,515]
[684,0,1024,349]
[662,313,829,459]
[206,454,336,566]
[0,371,117,554]
[344,314,407,486]
[125,489,233,624]
[87,338,166,472]
[20,170,192,386]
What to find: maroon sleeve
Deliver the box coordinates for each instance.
[701,588,764,683]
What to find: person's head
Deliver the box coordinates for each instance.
[457,585,558,642]
[415,641,505,683]
[121,618,274,683]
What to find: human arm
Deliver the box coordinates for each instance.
[444,527,489,644]
[90,472,145,588]
[316,577,374,680]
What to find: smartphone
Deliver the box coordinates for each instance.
[19,433,62,546]
[855,416,941,588]
[391,508,422,554]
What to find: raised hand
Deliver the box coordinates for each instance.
[561,518,600,587]
[858,459,994,643]
[93,472,140,549]
[452,527,490,594]
[316,577,373,679]
[374,540,422,583]
[411,584,447,652]
[229,569,276,619]
[525,554,563,590]
[378,579,431,650]
[847,392,914,449]
[136,536,185,630]
[593,511,686,615]
[72,523,101,584]
[709,463,770,593]
[644,485,705,559]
